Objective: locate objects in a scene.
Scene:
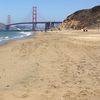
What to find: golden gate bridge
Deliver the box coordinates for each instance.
[6,6,62,31]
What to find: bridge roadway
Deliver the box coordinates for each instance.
[6,21,62,31]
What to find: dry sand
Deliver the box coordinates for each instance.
[0,30,100,100]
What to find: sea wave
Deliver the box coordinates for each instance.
[20,32,32,36]
[0,31,33,44]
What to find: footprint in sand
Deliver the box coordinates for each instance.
[62,91,76,100]
[12,91,29,98]
[77,89,95,100]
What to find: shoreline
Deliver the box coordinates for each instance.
[0,31,37,46]
[1,29,100,46]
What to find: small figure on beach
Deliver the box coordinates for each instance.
[82,27,88,32]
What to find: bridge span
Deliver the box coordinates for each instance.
[6,21,62,31]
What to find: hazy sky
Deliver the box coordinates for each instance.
[0,0,100,24]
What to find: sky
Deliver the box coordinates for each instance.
[0,0,100,24]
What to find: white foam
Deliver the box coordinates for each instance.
[0,31,33,44]
[0,36,10,43]
[5,36,9,39]
[0,36,9,40]
[20,32,25,34]
[20,32,32,36]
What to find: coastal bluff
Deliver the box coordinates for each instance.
[59,5,100,30]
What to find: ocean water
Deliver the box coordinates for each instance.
[0,31,34,45]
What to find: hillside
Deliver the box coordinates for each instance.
[59,5,100,30]
[0,23,5,30]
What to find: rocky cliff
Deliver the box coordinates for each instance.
[59,5,100,30]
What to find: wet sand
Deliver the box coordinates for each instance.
[0,30,100,100]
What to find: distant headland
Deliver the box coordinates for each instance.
[59,5,100,30]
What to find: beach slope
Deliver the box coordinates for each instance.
[0,30,100,100]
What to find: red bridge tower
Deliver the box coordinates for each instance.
[7,15,11,25]
[6,15,11,30]
[32,6,37,30]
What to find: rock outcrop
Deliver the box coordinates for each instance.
[59,5,100,30]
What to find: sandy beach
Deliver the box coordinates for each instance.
[0,30,100,100]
